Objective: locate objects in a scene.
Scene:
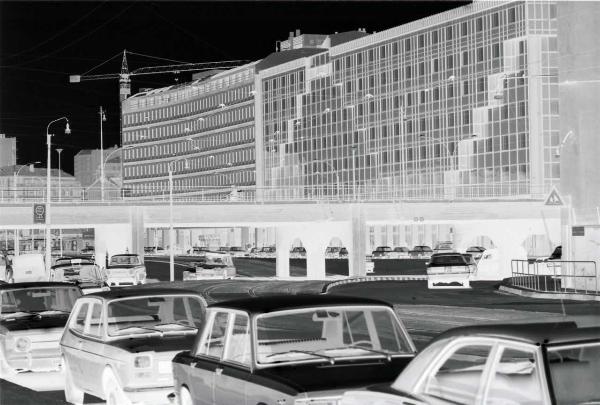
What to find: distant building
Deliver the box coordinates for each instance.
[0,135,16,167]
[74,146,122,188]
[0,165,82,200]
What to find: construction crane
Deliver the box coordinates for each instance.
[70,49,249,103]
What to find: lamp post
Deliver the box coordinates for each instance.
[168,157,189,282]
[46,117,70,272]
[13,162,40,202]
[99,107,107,200]
[55,149,63,202]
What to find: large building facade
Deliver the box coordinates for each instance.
[255,0,559,200]
[121,63,257,199]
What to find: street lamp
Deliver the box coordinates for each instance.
[99,145,132,200]
[13,162,41,202]
[55,149,63,202]
[168,157,189,282]
[99,107,107,201]
[46,117,70,272]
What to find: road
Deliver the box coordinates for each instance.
[2,276,598,404]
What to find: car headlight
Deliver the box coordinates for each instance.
[295,397,341,405]
[15,337,31,352]
[134,355,152,368]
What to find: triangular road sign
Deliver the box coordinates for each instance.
[544,186,564,206]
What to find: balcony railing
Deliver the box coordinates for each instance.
[0,182,550,204]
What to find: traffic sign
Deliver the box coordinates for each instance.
[33,204,46,223]
[544,187,564,206]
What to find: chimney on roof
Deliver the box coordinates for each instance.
[295,29,301,36]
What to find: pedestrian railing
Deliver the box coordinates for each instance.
[510,259,599,296]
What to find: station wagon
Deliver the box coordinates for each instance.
[171,294,416,405]
[0,282,82,374]
[105,254,147,286]
[60,288,206,405]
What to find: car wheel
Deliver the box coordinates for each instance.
[63,357,84,405]
[103,369,131,405]
[179,386,193,405]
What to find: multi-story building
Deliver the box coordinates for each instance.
[0,165,82,200]
[0,135,17,167]
[74,146,122,188]
[121,62,258,199]
[255,0,560,200]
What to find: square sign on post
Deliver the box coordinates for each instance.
[33,203,46,224]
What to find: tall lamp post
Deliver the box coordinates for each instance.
[99,107,107,201]
[55,149,63,202]
[46,117,70,272]
[13,162,41,202]
[168,157,189,282]
[98,145,131,200]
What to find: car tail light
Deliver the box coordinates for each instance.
[15,337,31,352]
[134,355,152,368]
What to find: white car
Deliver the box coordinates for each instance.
[60,289,206,405]
[105,254,146,286]
[182,251,236,280]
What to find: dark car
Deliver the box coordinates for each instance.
[409,245,433,258]
[50,258,109,294]
[60,288,206,405]
[342,322,600,405]
[0,282,82,374]
[372,246,393,259]
[171,295,417,405]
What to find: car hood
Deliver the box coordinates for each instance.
[107,264,142,270]
[107,334,196,353]
[253,356,413,395]
[1,313,70,332]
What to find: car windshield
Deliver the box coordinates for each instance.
[0,286,81,317]
[107,295,204,336]
[54,265,103,283]
[110,255,140,266]
[547,342,600,404]
[429,255,467,266]
[255,306,414,366]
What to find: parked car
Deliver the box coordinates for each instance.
[433,241,455,254]
[105,254,146,287]
[60,288,207,405]
[466,246,486,261]
[426,252,476,288]
[341,322,600,405]
[0,253,12,283]
[144,246,165,256]
[325,246,342,259]
[339,247,349,258]
[390,247,410,259]
[258,246,276,258]
[11,253,47,283]
[248,247,260,258]
[409,245,433,259]
[171,294,417,405]
[188,246,210,255]
[289,246,307,258]
[50,258,109,294]
[183,251,236,280]
[0,282,82,374]
[371,246,392,259]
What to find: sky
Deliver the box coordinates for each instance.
[0,0,469,174]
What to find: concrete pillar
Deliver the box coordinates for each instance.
[275,227,290,278]
[350,205,367,277]
[241,227,250,250]
[130,207,145,259]
[305,238,327,279]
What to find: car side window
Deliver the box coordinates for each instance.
[71,302,89,334]
[486,346,543,405]
[198,312,230,359]
[424,344,492,405]
[223,313,251,366]
[86,302,104,338]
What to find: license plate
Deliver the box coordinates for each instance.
[158,361,171,374]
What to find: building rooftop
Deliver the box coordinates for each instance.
[255,48,326,73]
[0,165,75,178]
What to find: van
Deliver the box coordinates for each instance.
[11,253,47,282]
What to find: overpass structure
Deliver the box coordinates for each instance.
[0,198,562,279]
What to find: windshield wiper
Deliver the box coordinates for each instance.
[154,322,197,330]
[113,325,161,335]
[266,349,335,365]
[323,345,394,362]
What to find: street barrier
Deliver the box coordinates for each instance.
[510,259,598,296]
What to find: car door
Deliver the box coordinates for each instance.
[79,299,108,397]
[187,310,231,405]
[62,300,91,389]
[215,311,251,405]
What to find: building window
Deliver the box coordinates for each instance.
[432,30,439,44]
[432,58,439,73]
[476,47,484,62]
[492,12,499,27]
[447,54,454,69]
[508,7,516,23]
[418,34,425,48]
[492,43,501,58]
[405,38,411,51]
[462,51,469,65]
[476,17,483,32]
[463,80,469,95]
[461,21,468,36]
[446,26,453,40]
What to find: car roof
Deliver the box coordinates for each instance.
[111,254,139,257]
[208,294,391,314]
[0,281,78,290]
[432,322,600,346]
[84,287,202,300]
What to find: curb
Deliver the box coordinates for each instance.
[498,285,600,302]
[324,275,427,292]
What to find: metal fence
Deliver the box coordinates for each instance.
[510,259,599,295]
[0,183,549,204]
